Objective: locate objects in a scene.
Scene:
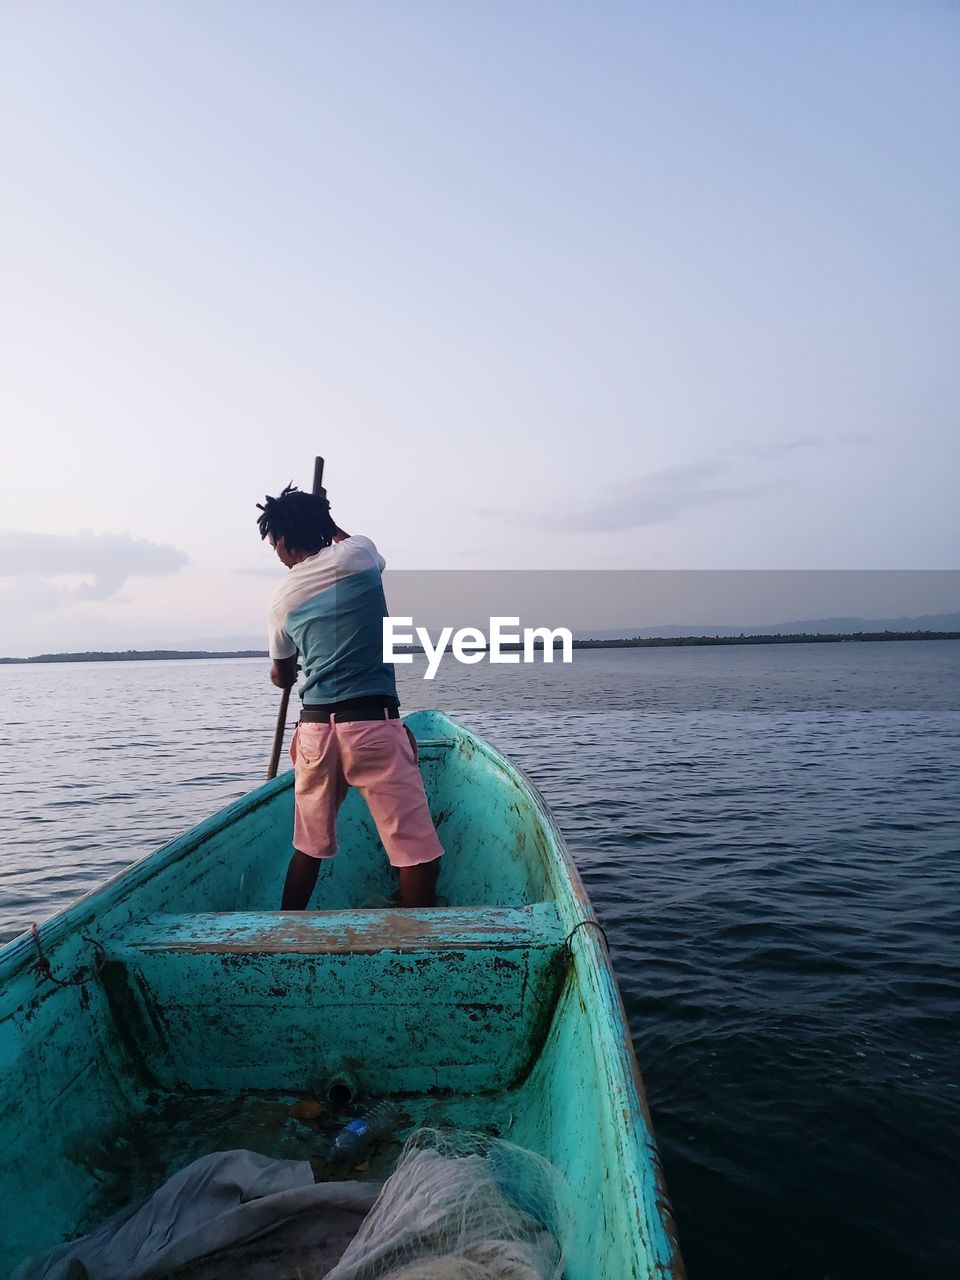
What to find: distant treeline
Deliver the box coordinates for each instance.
[572,630,960,649]
[2,630,957,664]
[393,629,960,653]
[0,649,266,664]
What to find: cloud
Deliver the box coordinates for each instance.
[722,435,822,461]
[483,435,826,535]
[0,530,189,609]
[485,461,763,534]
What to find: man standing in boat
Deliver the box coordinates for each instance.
[256,484,443,909]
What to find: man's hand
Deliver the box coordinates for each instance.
[271,656,299,690]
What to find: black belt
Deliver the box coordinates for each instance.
[300,706,400,724]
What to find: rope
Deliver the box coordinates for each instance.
[564,918,610,953]
[30,923,106,989]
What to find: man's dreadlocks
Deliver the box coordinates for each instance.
[256,483,338,556]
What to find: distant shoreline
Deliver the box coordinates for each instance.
[2,631,959,664]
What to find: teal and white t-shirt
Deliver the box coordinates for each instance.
[267,536,398,707]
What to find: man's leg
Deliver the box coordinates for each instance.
[282,850,322,910]
[339,720,444,903]
[398,857,440,908]
[284,722,345,909]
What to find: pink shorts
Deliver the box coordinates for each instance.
[289,716,445,868]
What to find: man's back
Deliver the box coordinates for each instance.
[268,535,398,708]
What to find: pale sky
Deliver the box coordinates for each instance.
[1,3,958,655]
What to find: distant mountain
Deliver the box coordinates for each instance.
[573,612,960,640]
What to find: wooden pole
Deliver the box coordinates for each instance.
[267,457,324,780]
[266,688,291,782]
[312,456,326,498]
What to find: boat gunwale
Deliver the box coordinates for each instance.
[0,772,293,980]
[446,711,686,1277]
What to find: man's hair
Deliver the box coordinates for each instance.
[256,483,338,555]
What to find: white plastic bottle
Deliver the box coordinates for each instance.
[328,1100,401,1166]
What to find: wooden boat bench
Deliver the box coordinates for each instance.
[99,903,570,1095]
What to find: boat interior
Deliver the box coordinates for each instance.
[1,712,673,1278]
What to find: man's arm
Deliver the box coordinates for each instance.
[271,655,299,689]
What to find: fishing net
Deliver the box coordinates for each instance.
[13,1130,568,1280]
[322,1128,569,1280]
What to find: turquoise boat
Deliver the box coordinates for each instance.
[0,711,683,1278]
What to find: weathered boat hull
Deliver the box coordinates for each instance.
[0,711,683,1278]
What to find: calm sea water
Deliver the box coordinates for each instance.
[1,642,958,1279]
